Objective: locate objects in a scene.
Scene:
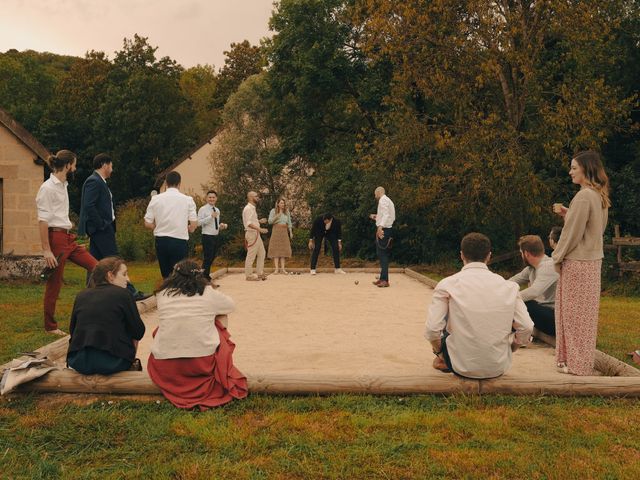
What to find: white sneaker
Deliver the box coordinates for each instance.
[334,268,346,274]
[310,269,316,275]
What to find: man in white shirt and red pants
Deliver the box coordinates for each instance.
[36,150,98,335]
[370,186,395,287]
[424,232,534,379]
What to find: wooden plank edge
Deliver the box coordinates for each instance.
[16,369,640,397]
[404,268,438,288]
[210,267,228,280]
[17,370,479,395]
[479,375,640,397]
[246,373,479,395]
[612,238,640,246]
[533,328,640,377]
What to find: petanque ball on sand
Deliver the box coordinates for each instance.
[355,280,359,285]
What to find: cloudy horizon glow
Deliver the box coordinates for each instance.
[0,0,276,69]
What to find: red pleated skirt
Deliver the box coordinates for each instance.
[147,319,248,410]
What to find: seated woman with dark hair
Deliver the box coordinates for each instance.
[67,257,145,374]
[147,258,247,410]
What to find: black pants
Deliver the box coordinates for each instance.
[310,236,340,269]
[524,300,556,336]
[89,224,118,259]
[376,228,393,281]
[201,234,220,279]
[155,236,188,278]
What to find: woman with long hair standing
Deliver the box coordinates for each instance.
[147,259,247,410]
[552,150,610,375]
[267,197,293,274]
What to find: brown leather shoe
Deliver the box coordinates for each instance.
[377,281,390,288]
[372,279,382,285]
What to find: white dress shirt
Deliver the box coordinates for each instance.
[152,286,235,359]
[376,194,395,228]
[242,203,259,231]
[144,187,197,240]
[198,204,220,235]
[508,255,559,307]
[424,262,534,379]
[35,174,72,229]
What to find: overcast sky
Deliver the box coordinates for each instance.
[0,0,276,69]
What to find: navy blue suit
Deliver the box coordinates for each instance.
[79,172,118,259]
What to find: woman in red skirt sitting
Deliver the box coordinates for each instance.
[147,259,248,410]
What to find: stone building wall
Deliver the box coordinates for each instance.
[0,123,45,255]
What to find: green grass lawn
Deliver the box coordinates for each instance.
[1,261,639,479]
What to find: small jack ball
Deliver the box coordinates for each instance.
[354,280,359,285]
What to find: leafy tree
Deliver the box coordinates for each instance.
[212,73,310,232]
[180,64,221,141]
[358,0,636,255]
[0,49,76,137]
[213,40,266,109]
[266,0,392,256]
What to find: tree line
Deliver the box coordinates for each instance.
[0,36,264,208]
[217,0,639,263]
[2,1,639,263]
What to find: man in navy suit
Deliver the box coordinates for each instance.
[79,153,118,258]
[79,153,146,299]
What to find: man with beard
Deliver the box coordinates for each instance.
[508,235,559,336]
[36,150,98,335]
[242,191,268,281]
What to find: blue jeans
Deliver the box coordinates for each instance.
[376,228,393,281]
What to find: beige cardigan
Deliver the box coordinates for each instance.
[552,188,608,264]
[151,286,235,360]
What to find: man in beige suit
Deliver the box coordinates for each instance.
[242,191,268,281]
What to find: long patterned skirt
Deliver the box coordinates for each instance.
[555,259,602,376]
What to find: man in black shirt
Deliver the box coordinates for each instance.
[308,214,345,275]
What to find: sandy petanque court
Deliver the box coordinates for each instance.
[137,269,434,377]
[132,268,640,395]
[7,268,640,396]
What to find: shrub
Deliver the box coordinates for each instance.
[116,199,156,261]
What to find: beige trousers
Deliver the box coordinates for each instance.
[244,230,265,277]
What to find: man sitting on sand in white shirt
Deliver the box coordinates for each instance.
[424,232,534,379]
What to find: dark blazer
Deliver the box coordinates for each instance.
[310,216,342,241]
[79,172,114,236]
[67,284,146,362]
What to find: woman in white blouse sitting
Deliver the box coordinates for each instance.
[147,259,247,410]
